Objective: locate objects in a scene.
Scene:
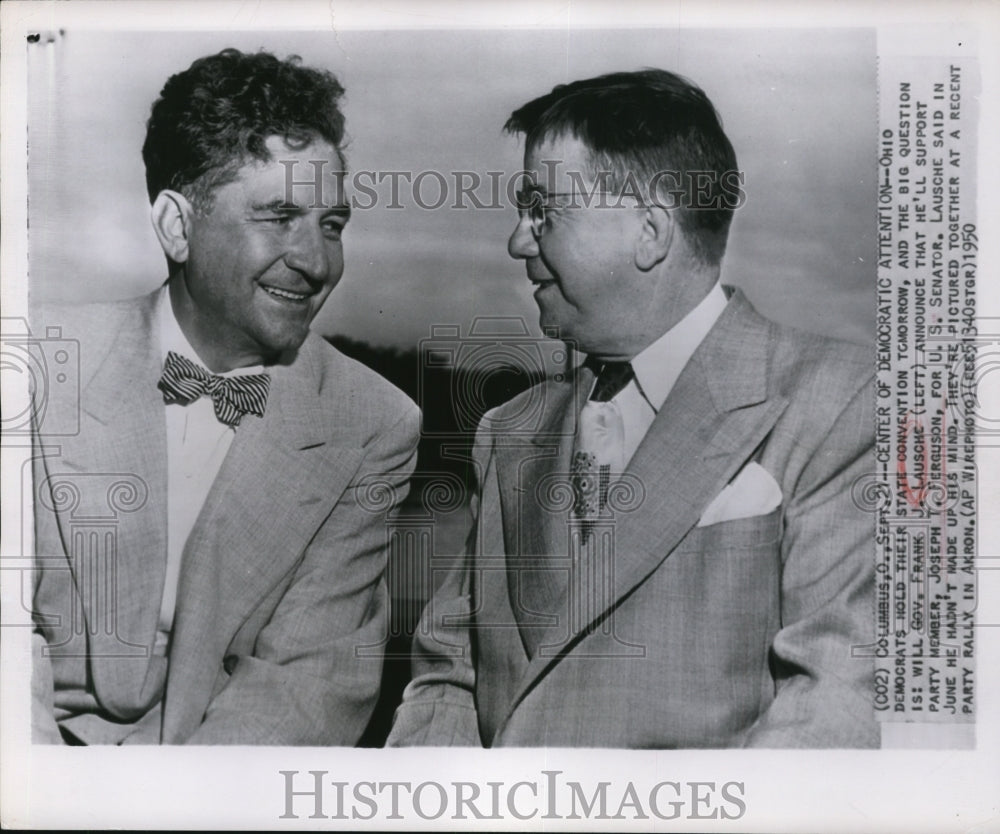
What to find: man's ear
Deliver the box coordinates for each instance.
[150,190,194,264]
[634,204,674,271]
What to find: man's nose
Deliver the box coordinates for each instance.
[285,222,330,281]
[508,214,539,260]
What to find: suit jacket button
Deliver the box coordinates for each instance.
[223,655,237,675]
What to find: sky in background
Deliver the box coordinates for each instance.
[27,27,876,348]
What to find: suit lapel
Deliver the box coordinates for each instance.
[161,336,365,742]
[56,294,170,717]
[494,365,592,655]
[494,292,790,737]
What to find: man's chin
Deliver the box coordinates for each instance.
[536,308,573,344]
[256,327,311,363]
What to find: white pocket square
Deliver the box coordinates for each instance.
[697,462,782,527]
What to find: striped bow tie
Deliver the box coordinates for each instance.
[157,351,270,428]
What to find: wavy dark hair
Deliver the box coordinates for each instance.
[506,69,739,265]
[142,48,346,211]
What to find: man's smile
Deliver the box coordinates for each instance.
[259,284,315,303]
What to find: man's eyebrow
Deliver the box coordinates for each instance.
[251,198,304,212]
[322,204,352,220]
[251,199,351,217]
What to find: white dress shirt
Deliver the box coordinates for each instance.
[589,282,729,468]
[154,288,264,653]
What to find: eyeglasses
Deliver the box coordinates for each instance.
[514,189,642,239]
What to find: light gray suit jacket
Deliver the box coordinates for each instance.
[32,291,419,745]
[388,289,878,748]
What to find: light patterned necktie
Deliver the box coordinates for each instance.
[157,350,270,428]
[571,360,635,535]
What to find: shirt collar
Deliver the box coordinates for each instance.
[628,281,729,412]
[157,285,264,377]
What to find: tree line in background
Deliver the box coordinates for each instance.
[329,334,545,503]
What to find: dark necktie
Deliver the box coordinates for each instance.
[157,350,270,428]
[572,359,636,531]
[586,358,636,402]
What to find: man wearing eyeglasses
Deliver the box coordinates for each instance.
[389,69,876,748]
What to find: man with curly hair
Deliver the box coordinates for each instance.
[31,49,419,745]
